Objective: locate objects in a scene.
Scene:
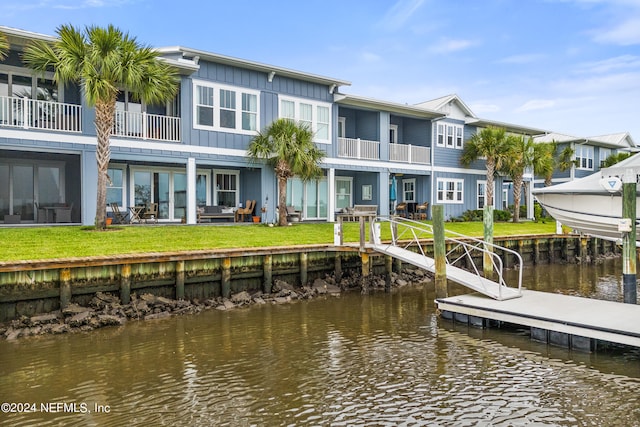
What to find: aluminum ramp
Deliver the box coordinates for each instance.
[368,217,523,301]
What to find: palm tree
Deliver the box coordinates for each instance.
[501,135,536,222]
[460,126,513,207]
[23,24,178,229]
[532,141,556,186]
[247,118,324,226]
[602,151,633,168]
[0,31,8,60]
[557,145,577,174]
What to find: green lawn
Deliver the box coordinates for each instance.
[0,221,557,262]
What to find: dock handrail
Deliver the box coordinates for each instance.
[371,216,523,300]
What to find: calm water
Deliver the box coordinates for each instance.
[1,259,640,426]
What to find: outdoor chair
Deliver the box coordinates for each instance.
[110,202,129,224]
[142,203,158,223]
[54,203,73,223]
[395,202,408,217]
[286,206,302,222]
[412,202,428,220]
[235,200,255,222]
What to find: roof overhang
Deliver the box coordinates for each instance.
[157,46,351,89]
[466,118,548,136]
[0,25,57,47]
[335,93,445,119]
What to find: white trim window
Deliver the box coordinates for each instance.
[214,170,240,207]
[107,166,126,207]
[335,176,353,210]
[279,96,332,144]
[477,180,495,209]
[193,80,259,134]
[599,148,611,168]
[575,145,594,170]
[437,178,464,204]
[437,122,463,149]
[403,178,416,203]
[437,123,445,146]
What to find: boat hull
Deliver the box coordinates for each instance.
[535,191,640,243]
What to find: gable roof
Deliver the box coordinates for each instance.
[415,94,476,118]
[534,132,636,149]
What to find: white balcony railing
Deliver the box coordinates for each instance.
[112,110,181,142]
[338,137,380,160]
[389,143,431,165]
[0,96,82,132]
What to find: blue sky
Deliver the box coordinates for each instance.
[3,0,640,140]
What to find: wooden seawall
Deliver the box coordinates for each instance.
[0,235,619,322]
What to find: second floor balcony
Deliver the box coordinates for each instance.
[1,95,81,133]
[0,95,181,143]
[389,143,430,165]
[337,137,430,165]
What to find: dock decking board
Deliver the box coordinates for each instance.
[436,290,640,348]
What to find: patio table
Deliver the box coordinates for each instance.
[129,206,145,224]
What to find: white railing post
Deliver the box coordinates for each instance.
[408,144,412,163]
[142,111,148,140]
[357,138,361,159]
[22,97,29,129]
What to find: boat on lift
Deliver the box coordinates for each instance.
[532,154,640,244]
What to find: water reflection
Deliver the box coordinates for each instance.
[1,258,639,426]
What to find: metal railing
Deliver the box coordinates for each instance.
[337,137,380,160]
[0,96,82,132]
[389,143,431,164]
[372,216,523,299]
[112,110,181,142]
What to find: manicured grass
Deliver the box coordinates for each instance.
[0,221,557,262]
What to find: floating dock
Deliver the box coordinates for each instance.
[436,290,640,350]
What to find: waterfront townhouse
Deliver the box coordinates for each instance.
[1,25,633,226]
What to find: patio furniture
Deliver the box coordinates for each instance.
[412,202,428,220]
[286,206,302,222]
[129,206,145,223]
[53,203,73,223]
[395,202,408,217]
[197,205,236,223]
[110,203,130,224]
[142,203,158,223]
[235,200,255,222]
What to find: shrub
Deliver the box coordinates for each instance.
[493,209,512,221]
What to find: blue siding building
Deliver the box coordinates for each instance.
[0,26,634,226]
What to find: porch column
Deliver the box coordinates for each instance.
[186,157,197,224]
[82,150,98,226]
[379,170,390,216]
[328,167,336,222]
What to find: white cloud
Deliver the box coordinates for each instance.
[429,38,478,54]
[516,99,557,112]
[575,55,640,74]
[471,103,501,113]
[381,0,426,31]
[361,52,382,62]
[592,17,640,45]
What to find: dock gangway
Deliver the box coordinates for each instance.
[368,217,523,301]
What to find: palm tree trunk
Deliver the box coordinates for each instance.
[278,175,288,226]
[512,175,523,223]
[486,160,495,207]
[94,99,116,229]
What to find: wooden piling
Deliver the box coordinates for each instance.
[361,252,370,293]
[300,252,308,286]
[59,268,71,309]
[385,255,393,292]
[221,257,231,298]
[175,260,185,300]
[120,264,131,305]
[622,173,637,303]
[433,205,447,299]
[263,254,273,294]
[335,253,342,283]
